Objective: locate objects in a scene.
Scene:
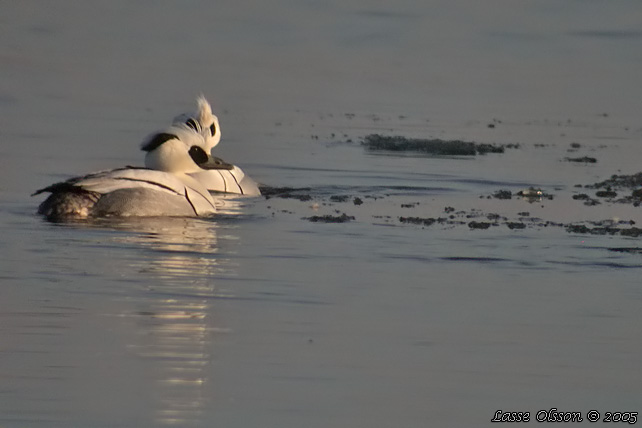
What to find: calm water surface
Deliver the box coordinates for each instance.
[2,1,642,427]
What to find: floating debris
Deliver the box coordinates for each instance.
[399,216,439,227]
[621,228,642,237]
[506,222,526,230]
[468,221,492,230]
[566,224,642,237]
[492,190,512,200]
[486,213,506,221]
[608,247,642,254]
[584,172,642,205]
[572,193,600,206]
[595,190,617,198]
[518,188,542,198]
[565,156,597,163]
[516,187,554,201]
[260,186,313,201]
[587,172,642,191]
[361,134,518,156]
[305,213,355,223]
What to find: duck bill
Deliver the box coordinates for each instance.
[199,155,235,171]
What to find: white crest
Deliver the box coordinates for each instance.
[196,95,213,125]
[172,96,221,152]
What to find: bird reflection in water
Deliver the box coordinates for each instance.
[99,202,241,426]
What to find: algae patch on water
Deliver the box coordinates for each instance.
[305,213,355,223]
[260,186,313,201]
[579,172,642,206]
[361,134,519,156]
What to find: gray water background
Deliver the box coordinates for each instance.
[2,1,642,426]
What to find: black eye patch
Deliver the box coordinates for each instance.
[188,145,209,165]
[141,133,178,152]
[209,123,217,136]
[185,118,201,132]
